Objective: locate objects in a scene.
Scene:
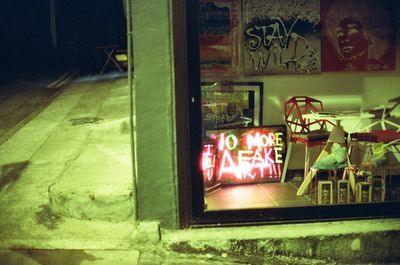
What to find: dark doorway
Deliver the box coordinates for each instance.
[1,0,127,77]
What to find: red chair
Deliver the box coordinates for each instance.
[350,130,400,165]
[358,96,400,132]
[281,96,334,183]
[350,96,400,165]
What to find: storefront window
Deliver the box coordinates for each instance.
[187,0,400,224]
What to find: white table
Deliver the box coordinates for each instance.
[303,111,375,126]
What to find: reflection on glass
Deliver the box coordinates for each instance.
[198,1,399,212]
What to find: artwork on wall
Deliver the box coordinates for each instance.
[202,126,286,185]
[199,0,240,78]
[321,0,396,72]
[201,82,263,132]
[242,0,321,75]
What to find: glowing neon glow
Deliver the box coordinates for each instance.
[218,133,238,151]
[201,144,216,182]
[202,127,286,184]
[219,149,240,179]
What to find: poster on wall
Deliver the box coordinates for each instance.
[201,126,286,185]
[242,0,321,75]
[321,0,396,72]
[199,0,240,78]
[201,82,263,133]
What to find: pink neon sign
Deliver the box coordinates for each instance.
[201,144,216,184]
[201,127,285,184]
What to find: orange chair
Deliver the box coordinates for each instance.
[281,96,334,183]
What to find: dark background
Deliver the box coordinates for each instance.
[1,0,127,77]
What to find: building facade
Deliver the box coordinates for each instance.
[132,0,400,229]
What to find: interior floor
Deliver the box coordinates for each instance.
[205,182,314,211]
[204,165,400,211]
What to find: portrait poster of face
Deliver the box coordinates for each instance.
[242,0,321,75]
[321,0,396,72]
[199,0,240,78]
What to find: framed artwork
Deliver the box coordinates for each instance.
[242,0,321,75]
[199,0,240,78]
[202,125,286,185]
[201,82,263,132]
[321,0,396,72]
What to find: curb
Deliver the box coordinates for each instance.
[163,219,400,263]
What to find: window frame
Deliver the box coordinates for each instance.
[173,0,400,228]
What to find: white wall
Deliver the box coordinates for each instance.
[252,74,399,169]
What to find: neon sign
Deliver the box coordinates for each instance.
[201,144,216,184]
[201,127,285,184]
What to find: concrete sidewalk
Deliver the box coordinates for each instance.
[0,72,136,250]
[0,70,77,145]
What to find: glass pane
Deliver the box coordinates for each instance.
[196,0,400,212]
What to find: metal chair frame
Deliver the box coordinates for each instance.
[281,96,334,183]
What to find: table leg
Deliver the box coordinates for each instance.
[110,56,124,72]
[297,125,350,196]
[297,142,332,196]
[100,49,116,74]
[304,146,310,180]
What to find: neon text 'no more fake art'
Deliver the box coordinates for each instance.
[202,128,285,184]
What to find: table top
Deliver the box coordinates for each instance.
[302,111,375,121]
[97,44,120,50]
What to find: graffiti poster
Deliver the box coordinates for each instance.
[242,0,321,75]
[321,0,396,72]
[201,82,263,133]
[199,0,240,78]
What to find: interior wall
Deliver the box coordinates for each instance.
[252,74,398,169]
[231,13,400,170]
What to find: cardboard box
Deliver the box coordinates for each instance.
[337,179,350,204]
[372,176,385,202]
[318,180,333,205]
[356,181,372,203]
